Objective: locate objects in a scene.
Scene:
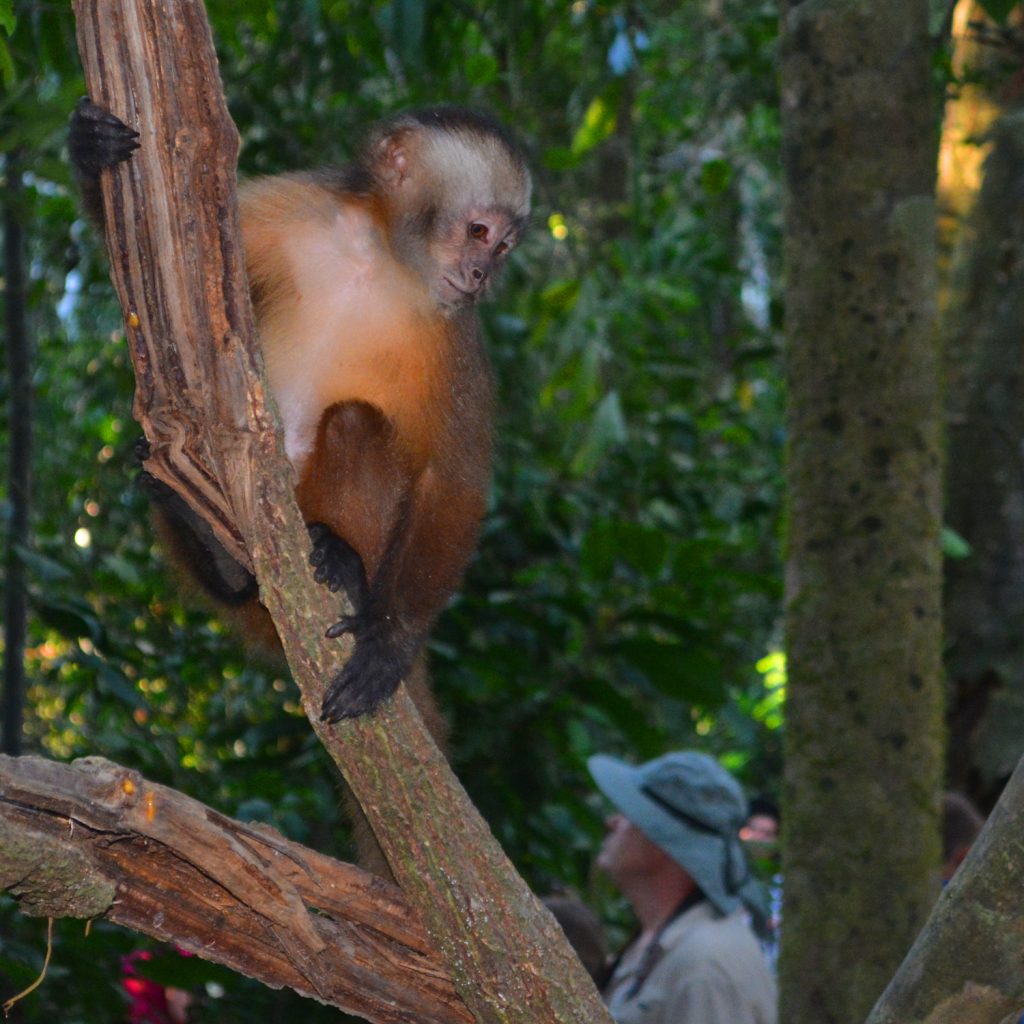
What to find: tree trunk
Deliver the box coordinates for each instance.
[2,148,30,758]
[944,110,1024,805]
[70,3,610,1022]
[780,3,945,1022]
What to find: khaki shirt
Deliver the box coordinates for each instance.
[603,902,777,1024]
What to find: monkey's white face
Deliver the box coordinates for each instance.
[378,122,530,312]
[428,208,522,311]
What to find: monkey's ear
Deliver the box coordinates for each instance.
[374,133,412,188]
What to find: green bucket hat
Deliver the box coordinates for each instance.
[589,750,766,922]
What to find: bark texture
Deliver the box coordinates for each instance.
[71,3,610,1022]
[0,754,472,1024]
[866,755,1024,1024]
[944,111,1024,803]
[780,2,944,1021]
[3,150,29,756]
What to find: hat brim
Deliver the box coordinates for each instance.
[588,753,741,916]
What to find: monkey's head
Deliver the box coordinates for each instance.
[366,107,531,313]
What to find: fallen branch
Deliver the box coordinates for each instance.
[0,753,472,1024]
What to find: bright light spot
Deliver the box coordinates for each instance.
[548,212,569,241]
[74,528,92,549]
[85,500,101,517]
[233,739,247,757]
[98,446,114,463]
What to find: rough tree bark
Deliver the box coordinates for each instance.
[780,2,945,1022]
[2,148,29,757]
[866,755,1024,1024]
[943,111,1024,805]
[0,754,472,1024]
[69,2,610,1023]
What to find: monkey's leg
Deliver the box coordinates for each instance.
[294,401,415,720]
[140,471,258,605]
[319,456,487,722]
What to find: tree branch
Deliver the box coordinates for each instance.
[866,755,1024,1024]
[70,2,610,1021]
[0,753,472,1024]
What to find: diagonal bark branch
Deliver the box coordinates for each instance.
[0,753,472,1024]
[70,2,610,1022]
[865,754,1024,1024]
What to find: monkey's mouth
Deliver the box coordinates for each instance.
[442,277,479,304]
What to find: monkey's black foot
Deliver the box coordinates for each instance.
[133,435,152,465]
[68,97,139,179]
[320,623,413,722]
[308,523,368,605]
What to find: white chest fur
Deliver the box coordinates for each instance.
[257,204,438,476]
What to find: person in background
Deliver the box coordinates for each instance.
[941,791,984,882]
[740,794,782,972]
[543,893,609,983]
[589,750,777,1024]
[741,795,780,846]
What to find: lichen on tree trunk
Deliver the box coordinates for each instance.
[780,2,945,1021]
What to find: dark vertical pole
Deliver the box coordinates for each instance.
[3,148,30,756]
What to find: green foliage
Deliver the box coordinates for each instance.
[977,0,1021,23]
[1,0,786,1017]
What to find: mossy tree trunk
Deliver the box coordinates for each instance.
[944,111,1024,804]
[780,3,945,1022]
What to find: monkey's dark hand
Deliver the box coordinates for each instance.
[320,613,417,723]
[308,523,369,607]
[68,97,139,179]
[308,522,412,721]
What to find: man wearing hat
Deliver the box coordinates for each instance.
[589,750,777,1024]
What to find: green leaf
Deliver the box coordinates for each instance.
[36,601,101,642]
[18,546,74,582]
[570,95,617,157]
[0,38,14,89]
[97,664,147,710]
[543,146,580,170]
[977,0,1019,22]
[0,2,14,36]
[539,278,581,315]
[135,951,238,991]
[580,520,669,578]
[570,391,627,477]
[942,525,972,559]
[465,51,498,86]
[613,637,727,707]
[700,157,733,195]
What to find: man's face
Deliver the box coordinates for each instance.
[740,813,779,844]
[596,813,668,885]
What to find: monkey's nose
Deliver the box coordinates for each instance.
[471,267,484,281]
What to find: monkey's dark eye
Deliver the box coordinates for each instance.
[469,222,488,242]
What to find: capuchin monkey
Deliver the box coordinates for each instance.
[69,99,531,729]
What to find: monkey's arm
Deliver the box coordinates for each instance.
[297,401,487,721]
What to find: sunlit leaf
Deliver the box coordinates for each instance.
[570,95,617,157]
